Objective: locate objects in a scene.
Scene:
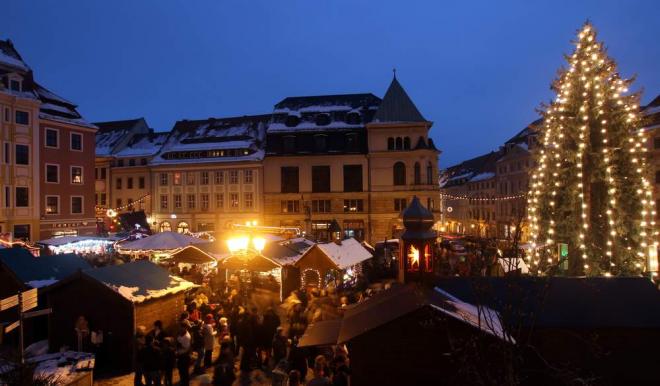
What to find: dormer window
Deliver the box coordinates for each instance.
[285,114,300,127]
[346,112,361,125]
[315,113,331,126]
[283,135,296,153]
[314,134,327,152]
[10,79,21,92]
[345,133,359,152]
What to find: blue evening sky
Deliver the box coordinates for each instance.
[5,0,660,166]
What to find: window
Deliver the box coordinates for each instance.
[4,186,9,208]
[393,162,406,185]
[160,173,169,186]
[173,172,181,185]
[229,170,239,184]
[281,167,299,193]
[46,164,59,183]
[127,198,134,209]
[174,194,182,209]
[197,223,215,232]
[70,166,83,184]
[71,196,83,214]
[116,178,122,189]
[283,136,296,153]
[316,113,331,126]
[427,162,433,185]
[70,133,83,151]
[314,135,327,152]
[343,165,363,192]
[201,194,209,211]
[139,177,145,189]
[281,200,300,213]
[187,194,196,209]
[186,173,195,185]
[414,162,421,185]
[312,166,331,193]
[116,198,122,208]
[127,177,133,189]
[244,193,253,209]
[343,220,365,241]
[15,187,28,207]
[160,221,171,232]
[45,128,59,148]
[230,193,239,208]
[15,110,29,125]
[394,198,407,212]
[200,171,209,185]
[140,158,147,166]
[10,79,20,91]
[15,144,28,165]
[117,159,124,167]
[395,137,403,150]
[244,170,253,184]
[345,133,359,152]
[160,195,168,210]
[128,159,136,167]
[214,171,224,184]
[312,199,331,213]
[387,137,394,150]
[343,199,364,212]
[100,168,107,179]
[177,222,189,234]
[403,137,411,150]
[216,193,224,210]
[427,197,434,211]
[46,196,59,214]
[4,143,9,163]
[13,225,30,241]
[100,193,106,206]
[656,170,660,184]
[3,108,8,122]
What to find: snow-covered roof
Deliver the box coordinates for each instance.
[113,132,169,158]
[28,351,95,385]
[267,121,363,133]
[264,237,316,265]
[95,128,131,156]
[432,288,512,341]
[313,238,373,269]
[469,172,495,182]
[117,231,209,252]
[0,248,90,288]
[0,40,30,72]
[84,260,197,303]
[38,236,114,247]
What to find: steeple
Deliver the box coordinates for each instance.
[373,74,426,123]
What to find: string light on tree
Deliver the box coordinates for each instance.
[526,22,653,276]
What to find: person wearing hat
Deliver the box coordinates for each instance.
[203,314,216,368]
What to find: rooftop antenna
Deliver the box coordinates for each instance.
[393,67,397,79]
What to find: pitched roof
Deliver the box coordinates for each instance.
[504,118,542,145]
[113,132,169,157]
[35,83,96,129]
[373,76,426,123]
[93,118,145,134]
[273,93,380,113]
[0,39,30,72]
[313,238,373,269]
[440,151,502,188]
[435,277,660,329]
[168,246,216,265]
[0,248,90,287]
[83,260,196,303]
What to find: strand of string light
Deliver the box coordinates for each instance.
[439,193,526,201]
[95,194,151,212]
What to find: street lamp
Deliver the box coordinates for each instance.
[226,234,266,256]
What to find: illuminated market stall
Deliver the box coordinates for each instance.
[115,231,210,260]
[38,236,117,255]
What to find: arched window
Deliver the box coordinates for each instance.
[177,221,189,234]
[403,137,411,150]
[414,162,421,185]
[426,162,433,185]
[393,162,406,186]
[159,221,171,232]
[387,137,394,150]
[285,114,300,127]
[395,137,403,150]
[315,113,331,126]
[346,112,361,125]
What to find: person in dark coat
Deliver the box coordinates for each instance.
[260,307,280,367]
[160,337,176,386]
[238,308,258,372]
[176,325,192,386]
[212,351,236,386]
[134,327,147,386]
[288,339,308,382]
[272,327,288,368]
[142,335,162,386]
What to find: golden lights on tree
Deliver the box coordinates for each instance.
[527,22,656,276]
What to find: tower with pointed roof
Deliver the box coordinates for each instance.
[366,75,441,242]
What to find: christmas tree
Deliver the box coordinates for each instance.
[527,22,655,276]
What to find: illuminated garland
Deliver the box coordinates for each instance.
[440,193,526,201]
[95,194,151,213]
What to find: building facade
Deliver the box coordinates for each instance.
[263,77,440,243]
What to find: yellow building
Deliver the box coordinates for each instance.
[263,76,440,243]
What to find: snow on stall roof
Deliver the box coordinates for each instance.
[432,287,512,342]
[84,260,197,303]
[315,238,372,269]
[469,172,495,182]
[26,278,58,289]
[38,235,114,247]
[0,248,90,285]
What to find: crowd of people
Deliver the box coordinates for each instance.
[132,279,356,386]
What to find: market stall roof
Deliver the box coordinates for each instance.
[83,260,197,303]
[262,237,315,266]
[167,245,217,264]
[298,319,342,347]
[118,231,209,252]
[37,236,115,246]
[0,248,90,289]
[296,238,372,270]
[222,254,281,272]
